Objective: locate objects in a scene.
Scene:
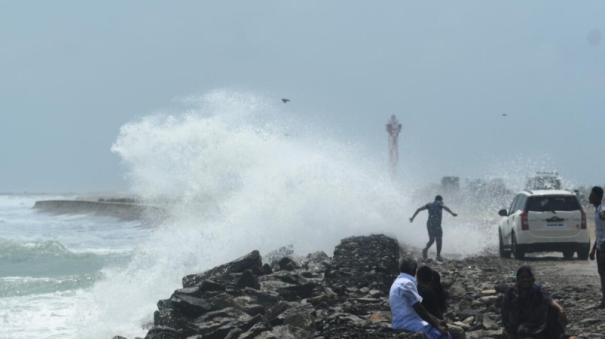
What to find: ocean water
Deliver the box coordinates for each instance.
[1,90,528,338]
[0,195,148,338]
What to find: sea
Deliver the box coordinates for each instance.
[0,195,149,338]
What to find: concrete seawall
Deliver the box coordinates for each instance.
[33,200,166,221]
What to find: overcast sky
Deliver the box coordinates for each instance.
[1,1,604,192]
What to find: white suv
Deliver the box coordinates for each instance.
[497,190,590,259]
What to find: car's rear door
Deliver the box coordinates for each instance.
[525,195,582,237]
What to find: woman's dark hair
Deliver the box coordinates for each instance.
[417,267,448,314]
[435,195,443,202]
[516,265,534,279]
[399,257,418,275]
[417,266,434,284]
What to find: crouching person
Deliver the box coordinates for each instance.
[417,265,448,320]
[502,265,566,339]
[416,265,466,339]
[389,257,464,339]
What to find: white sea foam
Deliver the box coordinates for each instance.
[0,195,144,339]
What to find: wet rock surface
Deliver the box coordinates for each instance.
[116,234,604,339]
[324,234,400,295]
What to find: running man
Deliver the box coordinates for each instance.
[410,195,457,261]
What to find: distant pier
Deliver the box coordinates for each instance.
[33,199,166,221]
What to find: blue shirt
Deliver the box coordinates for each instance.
[389,273,429,331]
[425,201,444,228]
[595,204,605,249]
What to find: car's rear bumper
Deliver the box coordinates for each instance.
[516,242,589,253]
[516,230,589,245]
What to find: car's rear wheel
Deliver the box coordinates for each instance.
[562,249,574,260]
[577,243,590,260]
[499,229,510,258]
[512,233,524,260]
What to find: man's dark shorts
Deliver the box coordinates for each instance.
[427,224,443,238]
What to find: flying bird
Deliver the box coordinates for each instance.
[281,98,290,104]
[501,113,508,117]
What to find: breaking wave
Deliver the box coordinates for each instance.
[0,239,114,277]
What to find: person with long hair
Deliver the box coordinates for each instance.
[501,266,566,339]
[416,265,448,320]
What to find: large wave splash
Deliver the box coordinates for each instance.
[111,90,415,253]
[76,90,425,338]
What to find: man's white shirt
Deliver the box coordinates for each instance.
[389,273,429,331]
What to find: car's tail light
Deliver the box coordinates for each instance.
[581,209,587,229]
[521,211,529,230]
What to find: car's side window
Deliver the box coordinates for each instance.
[517,195,527,212]
[510,194,525,214]
[509,196,518,216]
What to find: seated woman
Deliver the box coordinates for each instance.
[501,265,566,339]
[417,265,448,320]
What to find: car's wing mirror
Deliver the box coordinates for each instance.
[498,209,508,217]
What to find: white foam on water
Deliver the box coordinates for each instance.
[0,290,90,339]
[0,195,145,338]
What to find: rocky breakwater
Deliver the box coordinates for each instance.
[133,234,418,339]
[116,234,604,339]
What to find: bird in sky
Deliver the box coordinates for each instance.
[501,113,508,117]
[281,98,290,104]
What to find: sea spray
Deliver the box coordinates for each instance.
[110,90,421,255]
[74,90,414,337]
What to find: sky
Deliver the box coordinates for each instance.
[1,1,604,192]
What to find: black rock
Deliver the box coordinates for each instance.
[153,309,179,328]
[190,308,262,339]
[260,263,273,275]
[324,234,400,295]
[199,279,225,292]
[172,286,202,298]
[237,322,270,339]
[236,269,260,290]
[169,295,212,318]
[277,303,315,333]
[277,257,299,271]
[276,282,316,301]
[182,250,263,288]
[144,326,181,339]
[242,288,281,307]
[264,301,290,326]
